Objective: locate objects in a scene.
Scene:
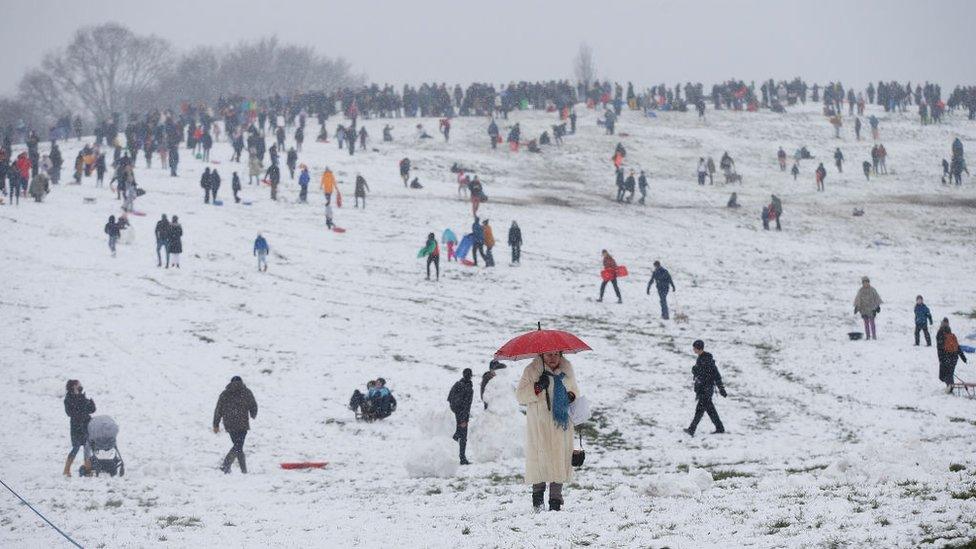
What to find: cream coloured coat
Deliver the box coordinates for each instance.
[515,356,581,484]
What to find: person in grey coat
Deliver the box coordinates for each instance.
[213,376,258,473]
[853,276,883,340]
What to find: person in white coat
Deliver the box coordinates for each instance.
[516,352,581,511]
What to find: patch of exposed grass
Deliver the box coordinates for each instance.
[786,464,828,474]
[950,464,967,473]
[951,486,976,500]
[711,470,754,481]
[157,515,203,529]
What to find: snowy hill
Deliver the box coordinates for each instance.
[2,101,976,547]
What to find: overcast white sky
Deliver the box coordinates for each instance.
[1,0,973,95]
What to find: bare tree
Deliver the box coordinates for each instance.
[573,43,596,88]
[28,23,173,121]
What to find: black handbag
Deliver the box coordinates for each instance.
[572,432,585,468]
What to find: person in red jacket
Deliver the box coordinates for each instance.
[15,153,31,197]
[598,250,622,303]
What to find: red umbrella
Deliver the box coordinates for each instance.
[494,323,592,361]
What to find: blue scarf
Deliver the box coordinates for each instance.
[551,372,570,430]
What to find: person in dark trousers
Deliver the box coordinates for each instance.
[265,163,280,201]
[297,166,309,203]
[211,169,221,202]
[937,318,968,393]
[63,379,95,476]
[423,232,440,280]
[770,195,783,230]
[471,216,487,266]
[201,167,213,203]
[286,147,298,179]
[212,376,258,474]
[862,161,871,181]
[448,368,474,465]
[480,360,505,409]
[154,214,169,267]
[598,249,622,303]
[637,171,648,205]
[834,148,844,172]
[508,221,522,264]
[166,216,183,268]
[105,215,120,257]
[646,260,677,319]
[791,161,799,181]
[354,174,369,208]
[683,340,726,436]
[232,172,242,203]
[168,144,179,177]
[914,295,933,346]
[399,158,411,187]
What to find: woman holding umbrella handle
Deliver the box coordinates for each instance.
[516,351,581,512]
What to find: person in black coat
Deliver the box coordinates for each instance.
[448,368,474,465]
[265,164,280,201]
[211,169,221,202]
[63,379,95,476]
[684,340,727,436]
[166,216,183,268]
[154,214,169,267]
[508,221,522,264]
[212,376,258,473]
[200,167,212,203]
[232,172,242,203]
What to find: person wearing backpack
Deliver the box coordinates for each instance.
[937,318,968,393]
[448,369,473,465]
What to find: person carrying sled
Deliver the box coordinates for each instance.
[516,351,581,511]
[212,376,258,474]
[321,167,336,205]
[448,368,473,465]
[598,250,622,303]
[354,174,369,209]
[420,232,440,280]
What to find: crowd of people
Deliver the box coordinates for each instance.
[9,74,970,516]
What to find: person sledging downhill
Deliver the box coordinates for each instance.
[598,250,622,303]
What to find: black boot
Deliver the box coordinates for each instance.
[549,499,562,511]
[220,451,234,474]
[532,492,544,511]
[238,452,247,474]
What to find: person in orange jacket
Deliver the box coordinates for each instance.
[598,250,622,303]
[482,219,496,267]
[320,167,336,205]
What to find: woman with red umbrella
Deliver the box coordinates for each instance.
[501,326,588,512]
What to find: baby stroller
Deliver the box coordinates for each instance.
[81,415,125,477]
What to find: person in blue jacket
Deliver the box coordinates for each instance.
[914,295,933,346]
[297,166,310,203]
[471,216,487,266]
[253,233,269,272]
[647,261,677,319]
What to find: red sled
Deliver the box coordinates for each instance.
[331,227,346,233]
[460,259,475,266]
[261,178,271,186]
[601,265,628,281]
[280,462,328,470]
[129,210,147,217]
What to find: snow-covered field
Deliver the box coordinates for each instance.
[2,100,975,548]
